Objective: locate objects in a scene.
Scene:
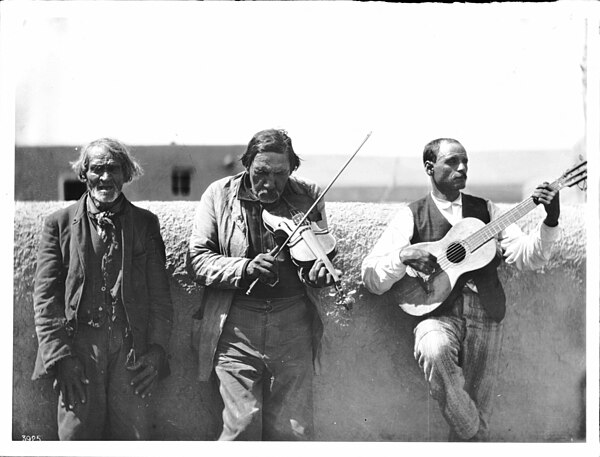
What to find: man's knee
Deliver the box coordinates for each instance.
[220,405,262,440]
[58,405,101,440]
[108,402,152,440]
[415,330,459,368]
[57,385,107,440]
[414,331,461,400]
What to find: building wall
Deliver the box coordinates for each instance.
[15,145,586,204]
[14,145,246,201]
[14,200,585,441]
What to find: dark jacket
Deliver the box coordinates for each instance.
[32,193,173,380]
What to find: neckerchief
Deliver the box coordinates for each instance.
[86,194,126,323]
[87,194,124,243]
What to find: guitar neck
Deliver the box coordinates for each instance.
[465,179,562,251]
[466,198,537,250]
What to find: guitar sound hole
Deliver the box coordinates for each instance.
[446,242,466,263]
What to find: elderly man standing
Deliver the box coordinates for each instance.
[187,128,340,441]
[361,138,560,441]
[32,138,173,440]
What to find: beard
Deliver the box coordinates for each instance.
[89,186,121,206]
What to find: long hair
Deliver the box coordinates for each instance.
[240,129,301,172]
[71,138,143,183]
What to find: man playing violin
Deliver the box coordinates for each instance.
[361,138,560,441]
[187,128,340,440]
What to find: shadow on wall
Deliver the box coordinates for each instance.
[13,201,586,441]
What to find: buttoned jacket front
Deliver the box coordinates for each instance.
[187,172,326,381]
[32,193,173,380]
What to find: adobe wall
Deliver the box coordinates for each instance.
[13,201,586,441]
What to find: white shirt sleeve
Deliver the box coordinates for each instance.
[488,200,561,271]
[361,205,415,295]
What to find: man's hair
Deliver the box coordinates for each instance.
[422,138,463,164]
[240,129,301,172]
[71,138,144,183]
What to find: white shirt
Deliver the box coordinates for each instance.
[361,192,561,295]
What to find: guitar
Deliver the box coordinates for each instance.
[393,160,587,317]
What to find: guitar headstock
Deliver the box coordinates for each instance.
[556,160,587,191]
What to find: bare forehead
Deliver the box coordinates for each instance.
[87,146,122,165]
[437,141,468,161]
[251,151,290,170]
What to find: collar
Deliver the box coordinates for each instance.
[237,172,258,202]
[430,191,462,211]
[86,193,125,216]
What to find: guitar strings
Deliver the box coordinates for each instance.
[439,165,584,265]
[438,197,539,270]
[400,165,586,305]
[426,198,533,273]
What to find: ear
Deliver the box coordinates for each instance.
[424,161,435,176]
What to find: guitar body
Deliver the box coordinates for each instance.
[389,160,588,316]
[394,217,497,316]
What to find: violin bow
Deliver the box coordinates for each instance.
[246,131,372,295]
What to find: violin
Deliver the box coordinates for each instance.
[261,207,349,308]
[262,209,337,268]
[245,131,373,310]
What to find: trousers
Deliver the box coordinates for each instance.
[57,321,152,440]
[413,289,504,441]
[214,294,314,441]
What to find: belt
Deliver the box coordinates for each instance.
[231,294,307,313]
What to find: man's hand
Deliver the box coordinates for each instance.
[532,182,560,227]
[127,344,165,398]
[245,253,278,283]
[54,356,89,410]
[400,247,439,275]
[306,258,342,288]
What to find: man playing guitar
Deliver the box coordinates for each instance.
[361,138,561,441]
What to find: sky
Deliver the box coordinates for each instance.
[8,1,590,158]
[2,3,600,457]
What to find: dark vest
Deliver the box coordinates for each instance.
[78,213,128,328]
[408,193,506,322]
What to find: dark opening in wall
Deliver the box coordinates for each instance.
[63,179,86,201]
[172,168,193,197]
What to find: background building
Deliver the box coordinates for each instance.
[15,143,585,204]
[15,144,244,202]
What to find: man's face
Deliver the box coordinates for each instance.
[248,151,291,204]
[85,147,125,205]
[427,141,468,194]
